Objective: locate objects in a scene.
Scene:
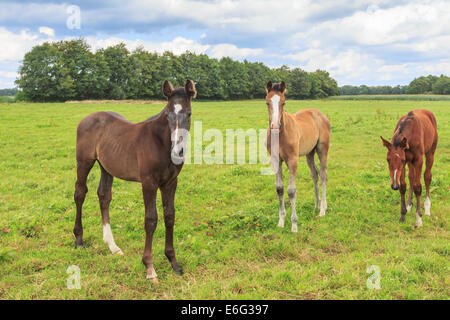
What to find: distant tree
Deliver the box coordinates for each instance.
[0,88,18,96]
[406,75,439,94]
[99,43,132,99]
[219,57,248,99]
[16,42,75,101]
[287,68,311,99]
[309,70,339,98]
[432,75,450,94]
[244,61,272,99]
[15,39,343,101]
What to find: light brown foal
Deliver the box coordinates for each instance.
[265,81,330,232]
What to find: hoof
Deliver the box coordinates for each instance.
[147,276,159,283]
[291,226,298,233]
[318,211,325,217]
[414,224,422,229]
[115,250,124,256]
[75,243,84,249]
[277,221,285,228]
[399,215,406,223]
[174,268,184,276]
[146,266,158,281]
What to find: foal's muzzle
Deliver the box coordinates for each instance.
[391,184,399,191]
[271,122,282,130]
[171,142,186,165]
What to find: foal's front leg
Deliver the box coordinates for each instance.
[275,160,286,228]
[399,163,407,222]
[161,179,183,275]
[286,158,298,233]
[141,179,158,281]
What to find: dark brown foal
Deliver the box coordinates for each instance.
[74,79,196,281]
[381,109,438,228]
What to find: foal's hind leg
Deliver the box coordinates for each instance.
[98,165,123,255]
[423,150,435,217]
[306,151,319,210]
[316,143,329,217]
[73,159,95,247]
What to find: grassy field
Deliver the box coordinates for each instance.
[329,94,450,101]
[0,99,448,299]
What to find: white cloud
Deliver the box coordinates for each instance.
[85,36,211,55]
[0,71,18,78]
[291,1,450,47]
[0,0,450,87]
[287,48,384,80]
[209,44,263,59]
[0,27,40,62]
[39,26,54,37]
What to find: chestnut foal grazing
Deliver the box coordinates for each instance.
[265,81,330,232]
[381,109,438,228]
[74,80,196,281]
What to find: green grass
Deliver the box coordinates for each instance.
[0,100,448,299]
[0,96,15,103]
[329,94,450,101]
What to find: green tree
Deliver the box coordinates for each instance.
[219,57,248,99]
[16,42,75,101]
[406,76,435,94]
[432,75,450,94]
[244,61,272,98]
[99,43,132,99]
[287,68,311,99]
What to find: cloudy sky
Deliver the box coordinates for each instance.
[1,0,449,88]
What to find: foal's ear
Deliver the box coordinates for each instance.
[185,79,197,99]
[280,81,287,94]
[380,136,391,149]
[266,81,273,93]
[399,137,409,150]
[163,80,174,98]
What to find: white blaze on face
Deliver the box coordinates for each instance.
[393,169,397,184]
[174,104,182,114]
[271,94,280,129]
[173,104,182,146]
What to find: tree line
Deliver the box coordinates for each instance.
[0,88,18,96]
[339,74,450,95]
[15,39,339,102]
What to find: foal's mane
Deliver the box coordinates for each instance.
[393,111,414,147]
